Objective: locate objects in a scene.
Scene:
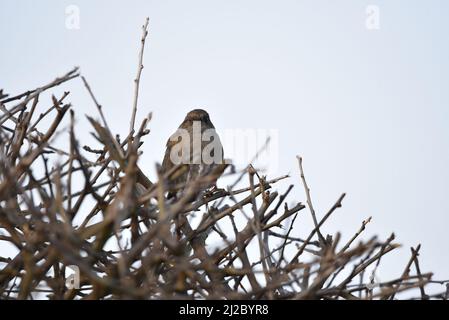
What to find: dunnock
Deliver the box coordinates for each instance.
[161,109,224,198]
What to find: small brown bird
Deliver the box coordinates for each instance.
[161,109,224,198]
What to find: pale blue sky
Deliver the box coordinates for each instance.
[1,0,449,293]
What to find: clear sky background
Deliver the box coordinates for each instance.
[1,0,448,293]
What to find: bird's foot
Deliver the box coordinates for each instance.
[203,185,224,198]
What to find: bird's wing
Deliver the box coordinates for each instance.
[161,141,174,173]
[162,130,184,168]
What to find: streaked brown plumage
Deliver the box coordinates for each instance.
[161,109,224,198]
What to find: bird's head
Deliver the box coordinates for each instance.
[184,109,210,122]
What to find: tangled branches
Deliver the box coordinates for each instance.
[0,70,446,300]
[0,19,447,300]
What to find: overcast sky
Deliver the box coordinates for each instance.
[1,0,448,293]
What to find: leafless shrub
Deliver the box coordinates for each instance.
[0,19,447,300]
